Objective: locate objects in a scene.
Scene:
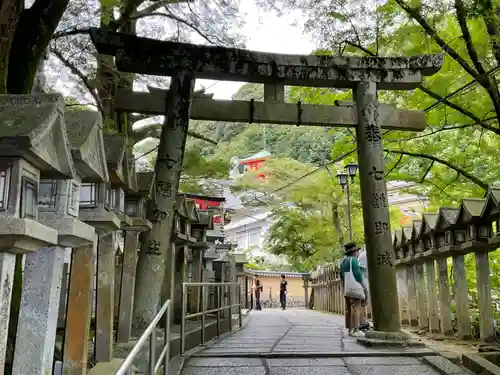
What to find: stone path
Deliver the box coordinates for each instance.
[182,309,471,374]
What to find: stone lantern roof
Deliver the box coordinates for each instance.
[123,147,137,192]
[435,208,459,232]
[456,198,486,224]
[420,213,438,236]
[0,93,74,178]
[481,187,500,217]
[186,200,200,223]
[129,171,154,198]
[65,110,108,182]
[103,134,127,187]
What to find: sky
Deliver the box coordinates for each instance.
[192,4,315,99]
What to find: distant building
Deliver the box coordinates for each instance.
[229,150,272,179]
[226,181,428,266]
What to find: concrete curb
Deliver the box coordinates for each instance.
[462,353,500,375]
[189,349,439,358]
[421,355,475,374]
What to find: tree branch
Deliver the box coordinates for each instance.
[52,27,90,39]
[8,0,70,93]
[112,0,189,32]
[481,0,500,67]
[384,148,488,190]
[131,11,216,45]
[454,0,486,75]
[133,123,218,145]
[394,0,479,79]
[419,160,434,183]
[387,124,473,143]
[454,0,500,120]
[386,153,404,177]
[49,46,104,112]
[418,85,500,134]
[338,35,499,133]
[340,40,376,57]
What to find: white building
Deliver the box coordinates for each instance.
[225,181,429,265]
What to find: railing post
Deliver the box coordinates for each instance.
[164,302,171,375]
[228,283,233,332]
[216,285,221,337]
[201,285,206,345]
[238,284,242,328]
[149,328,156,375]
[180,283,186,355]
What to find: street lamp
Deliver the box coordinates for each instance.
[345,162,359,180]
[337,163,358,241]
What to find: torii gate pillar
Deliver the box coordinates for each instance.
[355,81,402,337]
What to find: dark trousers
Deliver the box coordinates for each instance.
[255,291,262,310]
[280,291,287,309]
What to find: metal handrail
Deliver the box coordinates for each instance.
[180,281,242,354]
[115,299,172,375]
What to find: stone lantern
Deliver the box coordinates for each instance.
[103,134,133,229]
[400,225,414,264]
[0,94,72,374]
[410,220,424,261]
[115,171,153,342]
[172,194,197,322]
[434,207,460,257]
[39,111,100,248]
[419,213,438,259]
[66,112,120,232]
[67,111,122,362]
[125,171,153,232]
[481,187,500,246]
[456,198,491,252]
[393,230,403,265]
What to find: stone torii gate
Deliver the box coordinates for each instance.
[90,27,443,339]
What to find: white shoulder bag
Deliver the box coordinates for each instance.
[343,257,365,300]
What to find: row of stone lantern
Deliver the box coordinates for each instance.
[0,93,232,375]
[393,189,500,342]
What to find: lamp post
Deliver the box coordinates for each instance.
[336,162,359,241]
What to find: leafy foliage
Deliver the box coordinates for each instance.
[187,83,335,165]
[291,0,500,207]
[232,157,405,270]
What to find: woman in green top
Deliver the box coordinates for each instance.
[340,242,365,337]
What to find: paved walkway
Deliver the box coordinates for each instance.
[182,309,470,374]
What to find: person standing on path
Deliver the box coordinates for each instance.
[254,276,263,310]
[279,274,288,310]
[340,242,365,337]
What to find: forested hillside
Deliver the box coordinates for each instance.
[186,83,335,165]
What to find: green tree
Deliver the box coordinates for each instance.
[290,0,500,207]
[233,157,405,270]
[187,83,335,165]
